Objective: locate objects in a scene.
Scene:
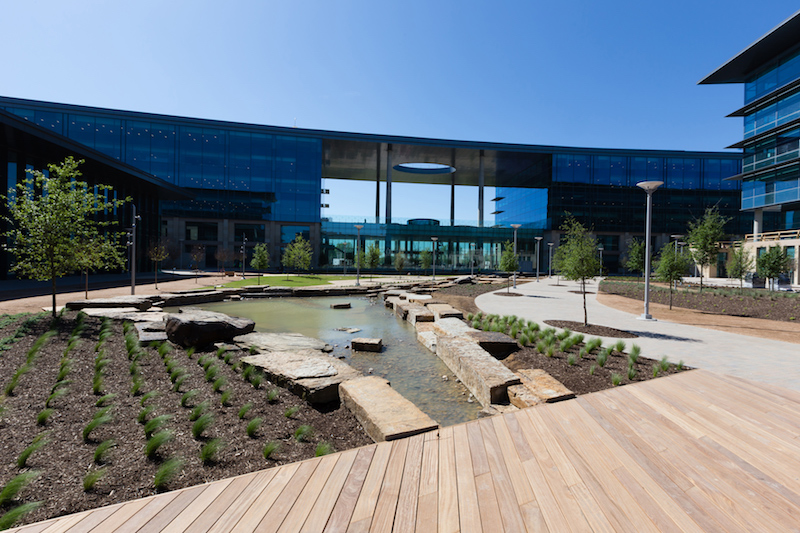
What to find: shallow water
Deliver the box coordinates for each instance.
[197,297,482,427]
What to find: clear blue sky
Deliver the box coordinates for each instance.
[3,1,797,223]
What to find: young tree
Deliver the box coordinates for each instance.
[757,245,791,291]
[214,247,234,272]
[74,235,126,299]
[190,245,205,283]
[365,242,381,280]
[622,238,647,280]
[394,251,406,275]
[250,243,270,284]
[686,206,730,292]
[552,216,601,326]
[499,241,519,293]
[654,241,691,309]
[727,241,754,292]
[419,250,432,274]
[148,238,171,290]
[2,156,127,317]
[282,235,312,278]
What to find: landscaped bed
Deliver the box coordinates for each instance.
[600,279,800,322]
[0,312,371,529]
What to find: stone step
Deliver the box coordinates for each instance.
[406,304,434,324]
[513,369,575,407]
[339,376,438,442]
[330,302,351,309]
[426,303,463,320]
[351,338,382,352]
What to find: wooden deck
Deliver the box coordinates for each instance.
[12,369,800,532]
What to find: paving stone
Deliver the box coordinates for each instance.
[350,338,382,352]
[234,332,334,353]
[339,376,438,442]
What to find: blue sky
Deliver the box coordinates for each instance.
[3,1,798,223]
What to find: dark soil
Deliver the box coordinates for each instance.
[0,313,371,527]
[600,280,800,322]
[544,320,638,338]
[433,281,509,315]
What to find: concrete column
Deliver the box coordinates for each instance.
[478,150,485,227]
[450,172,456,226]
[385,144,392,224]
[375,145,381,224]
[753,208,763,242]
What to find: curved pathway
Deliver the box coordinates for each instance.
[476,279,800,392]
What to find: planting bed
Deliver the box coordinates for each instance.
[0,312,370,528]
[600,279,800,322]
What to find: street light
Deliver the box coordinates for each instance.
[241,234,247,279]
[511,224,521,289]
[355,225,363,286]
[671,234,683,291]
[636,180,663,320]
[470,243,474,276]
[548,242,554,278]
[598,245,604,277]
[431,237,438,281]
[535,236,543,281]
[127,204,140,295]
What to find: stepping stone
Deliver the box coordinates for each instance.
[330,302,351,309]
[514,369,575,406]
[339,376,438,442]
[336,327,361,334]
[426,303,463,320]
[158,291,228,307]
[351,338,382,352]
[235,332,333,353]
[406,304,434,324]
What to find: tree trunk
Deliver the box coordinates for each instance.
[669,285,673,310]
[155,262,159,290]
[51,277,57,318]
[582,278,588,326]
[85,270,89,299]
[699,272,704,292]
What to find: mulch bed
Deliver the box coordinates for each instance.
[544,320,638,338]
[600,280,800,322]
[0,313,371,527]
[493,291,523,297]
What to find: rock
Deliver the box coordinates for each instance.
[426,303,463,320]
[339,376,438,442]
[242,350,361,404]
[454,275,474,285]
[66,296,153,311]
[165,309,255,348]
[158,291,228,307]
[351,338,383,352]
[336,327,361,334]
[432,317,475,337]
[330,302,351,309]
[406,304,434,324]
[516,369,575,404]
[467,331,520,359]
[135,322,168,345]
[235,332,334,353]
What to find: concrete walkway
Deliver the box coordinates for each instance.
[476,279,800,392]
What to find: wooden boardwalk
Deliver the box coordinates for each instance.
[12,369,800,532]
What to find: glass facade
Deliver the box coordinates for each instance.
[745,45,800,103]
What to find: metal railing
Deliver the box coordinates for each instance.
[745,229,800,242]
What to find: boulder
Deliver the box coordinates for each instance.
[351,338,382,352]
[165,309,255,348]
[454,275,474,285]
[234,332,334,353]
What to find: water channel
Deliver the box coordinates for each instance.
[197,297,482,427]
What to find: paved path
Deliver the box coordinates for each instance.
[476,279,800,392]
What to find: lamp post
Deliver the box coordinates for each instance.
[431,237,438,281]
[470,243,474,276]
[241,234,247,279]
[511,224,521,289]
[636,180,663,320]
[548,242,554,278]
[535,236,543,281]
[355,225,363,286]
[598,245,604,277]
[127,204,140,295]
[671,234,683,291]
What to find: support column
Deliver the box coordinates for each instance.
[478,150,485,227]
[385,144,392,224]
[753,208,763,242]
[450,149,456,227]
[375,145,381,224]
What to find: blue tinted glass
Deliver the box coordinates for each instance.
[125,122,151,173]
[94,117,122,160]
[573,155,590,183]
[553,154,572,182]
[68,115,95,147]
[592,156,610,185]
[34,111,63,134]
[666,158,683,189]
[609,157,627,186]
[630,157,646,184]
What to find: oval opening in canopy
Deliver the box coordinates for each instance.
[393,162,456,175]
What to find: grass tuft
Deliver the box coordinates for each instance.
[200,439,225,465]
[220,390,233,406]
[17,434,48,468]
[266,388,280,403]
[36,408,54,426]
[83,409,113,443]
[315,441,335,456]
[246,417,263,438]
[284,406,300,418]
[0,471,39,506]
[611,373,623,386]
[83,468,106,491]
[145,430,174,460]
[94,439,116,464]
[192,413,214,439]
[181,389,200,408]
[294,424,313,442]
[154,456,184,490]
[144,415,173,439]
[0,501,43,530]
[238,403,253,419]
[263,441,280,460]
[140,390,159,407]
[189,401,209,422]
[212,377,227,393]
[95,393,117,407]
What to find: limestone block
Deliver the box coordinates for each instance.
[339,376,438,442]
[242,350,361,404]
[393,300,413,320]
[416,329,438,353]
[330,302,351,309]
[66,296,153,311]
[385,296,400,309]
[235,332,333,353]
[433,317,475,337]
[135,321,168,345]
[467,331,520,359]
[165,309,255,348]
[426,303,463,320]
[435,336,521,406]
[158,291,228,307]
[405,294,432,302]
[508,384,540,409]
[406,304,434,324]
[517,369,575,404]
[351,338,383,352]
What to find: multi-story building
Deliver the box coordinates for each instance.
[1,95,746,279]
[701,9,800,284]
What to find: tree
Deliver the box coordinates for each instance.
[148,238,171,290]
[727,241,754,292]
[622,238,647,280]
[394,251,406,275]
[250,243,270,284]
[552,216,600,326]
[686,206,730,292]
[214,247,234,272]
[757,245,792,291]
[419,250,432,274]
[190,245,205,283]
[366,242,381,280]
[282,235,312,278]
[654,241,691,309]
[499,241,519,293]
[2,157,127,317]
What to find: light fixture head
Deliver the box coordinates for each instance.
[535,236,543,241]
[431,236,438,242]
[354,225,363,230]
[636,180,663,193]
[510,224,521,229]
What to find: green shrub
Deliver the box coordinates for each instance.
[91,373,104,395]
[145,430,174,459]
[36,408,53,426]
[589,364,596,376]
[677,360,685,371]
[250,375,263,389]
[56,364,71,382]
[545,345,555,358]
[0,501,43,530]
[172,375,188,392]
[263,441,280,460]
[154,456,184,490]
[0,471,39,506]
[170,368,187,384]
[223,353,233,365]
[629,344,641,362]
[192,413,214,439]
[157,342,172,359]
[238,403,253,419]
[242,365,254,381]
[82,409,113,443]
[213,377,227,393]
[138,405,155,424]
[83,468,106,491]
[94,439,116,464]
[612,340,626,353]
[567,354,577,366]
[246,417,263,438]
[205,365,219,382]
[144,415,173,439]
[181,390,200,408]
[187,346,197,359]
[627,366,636,381]
[315,442,334,456]
[659,356,670,372]
[284,406,300,418]
[596,349,608,367]
[652,365,659,378]
[266,388,280,403]
[17,434,48,468]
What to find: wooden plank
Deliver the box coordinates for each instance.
[452,424,481,533]
[437,426,459,533]
[347,441,393,528]
[96,493,179,533]
[491,415,535,506]
[160,479,234,533]
[183,472,263,533]
[229,461,301,532]
[324,446,376,533]
[300,449,359,533]
[369,438,409,533]
[9,522,53,533]
[38,514,87,533]
[60,506,118,533]
[465,421,489,477]
[255,458,321,533]
[418,432,439,497]
[133,485,208,532]
[500,412,534,463]
[279,453,340,533]
[478,417,527,532]
[205,469,279,533]
[473,472,503,533]
[392,433,424,533]
[415,493,437,533]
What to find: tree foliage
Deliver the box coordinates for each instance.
[553,216,600,326]
[365,243,381,280]
[654,241,691,309]
[214,247,234,270]
[622,238,646,279]
[727,241,754,291]
[499,241,519,293]
[686,206,730,292]
[2,157,127,316]
[757,245,792,291]
[148,238,171,290]
[282,235,312,276]
[250,243,270,284]
[394,251,406,273]
[419,250,432,271]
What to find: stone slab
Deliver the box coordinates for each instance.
[508,384,540,409]
[241,350,361,404]
[426,303,463,320]
[432,317,475,337]
[135,322,169,345]
[66,296,153,311]
[158,291,228,307]
[466,330,520,359]
[351,338,382,352]
[435,336,521,406]
[517,369,575,404]
[406,304,434,324]
[235,332,334,353]
[339,376,438,442]
[405,294,433,302]
[330,302,351,309]
[336,327,361,334]
[392,300,412,320]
